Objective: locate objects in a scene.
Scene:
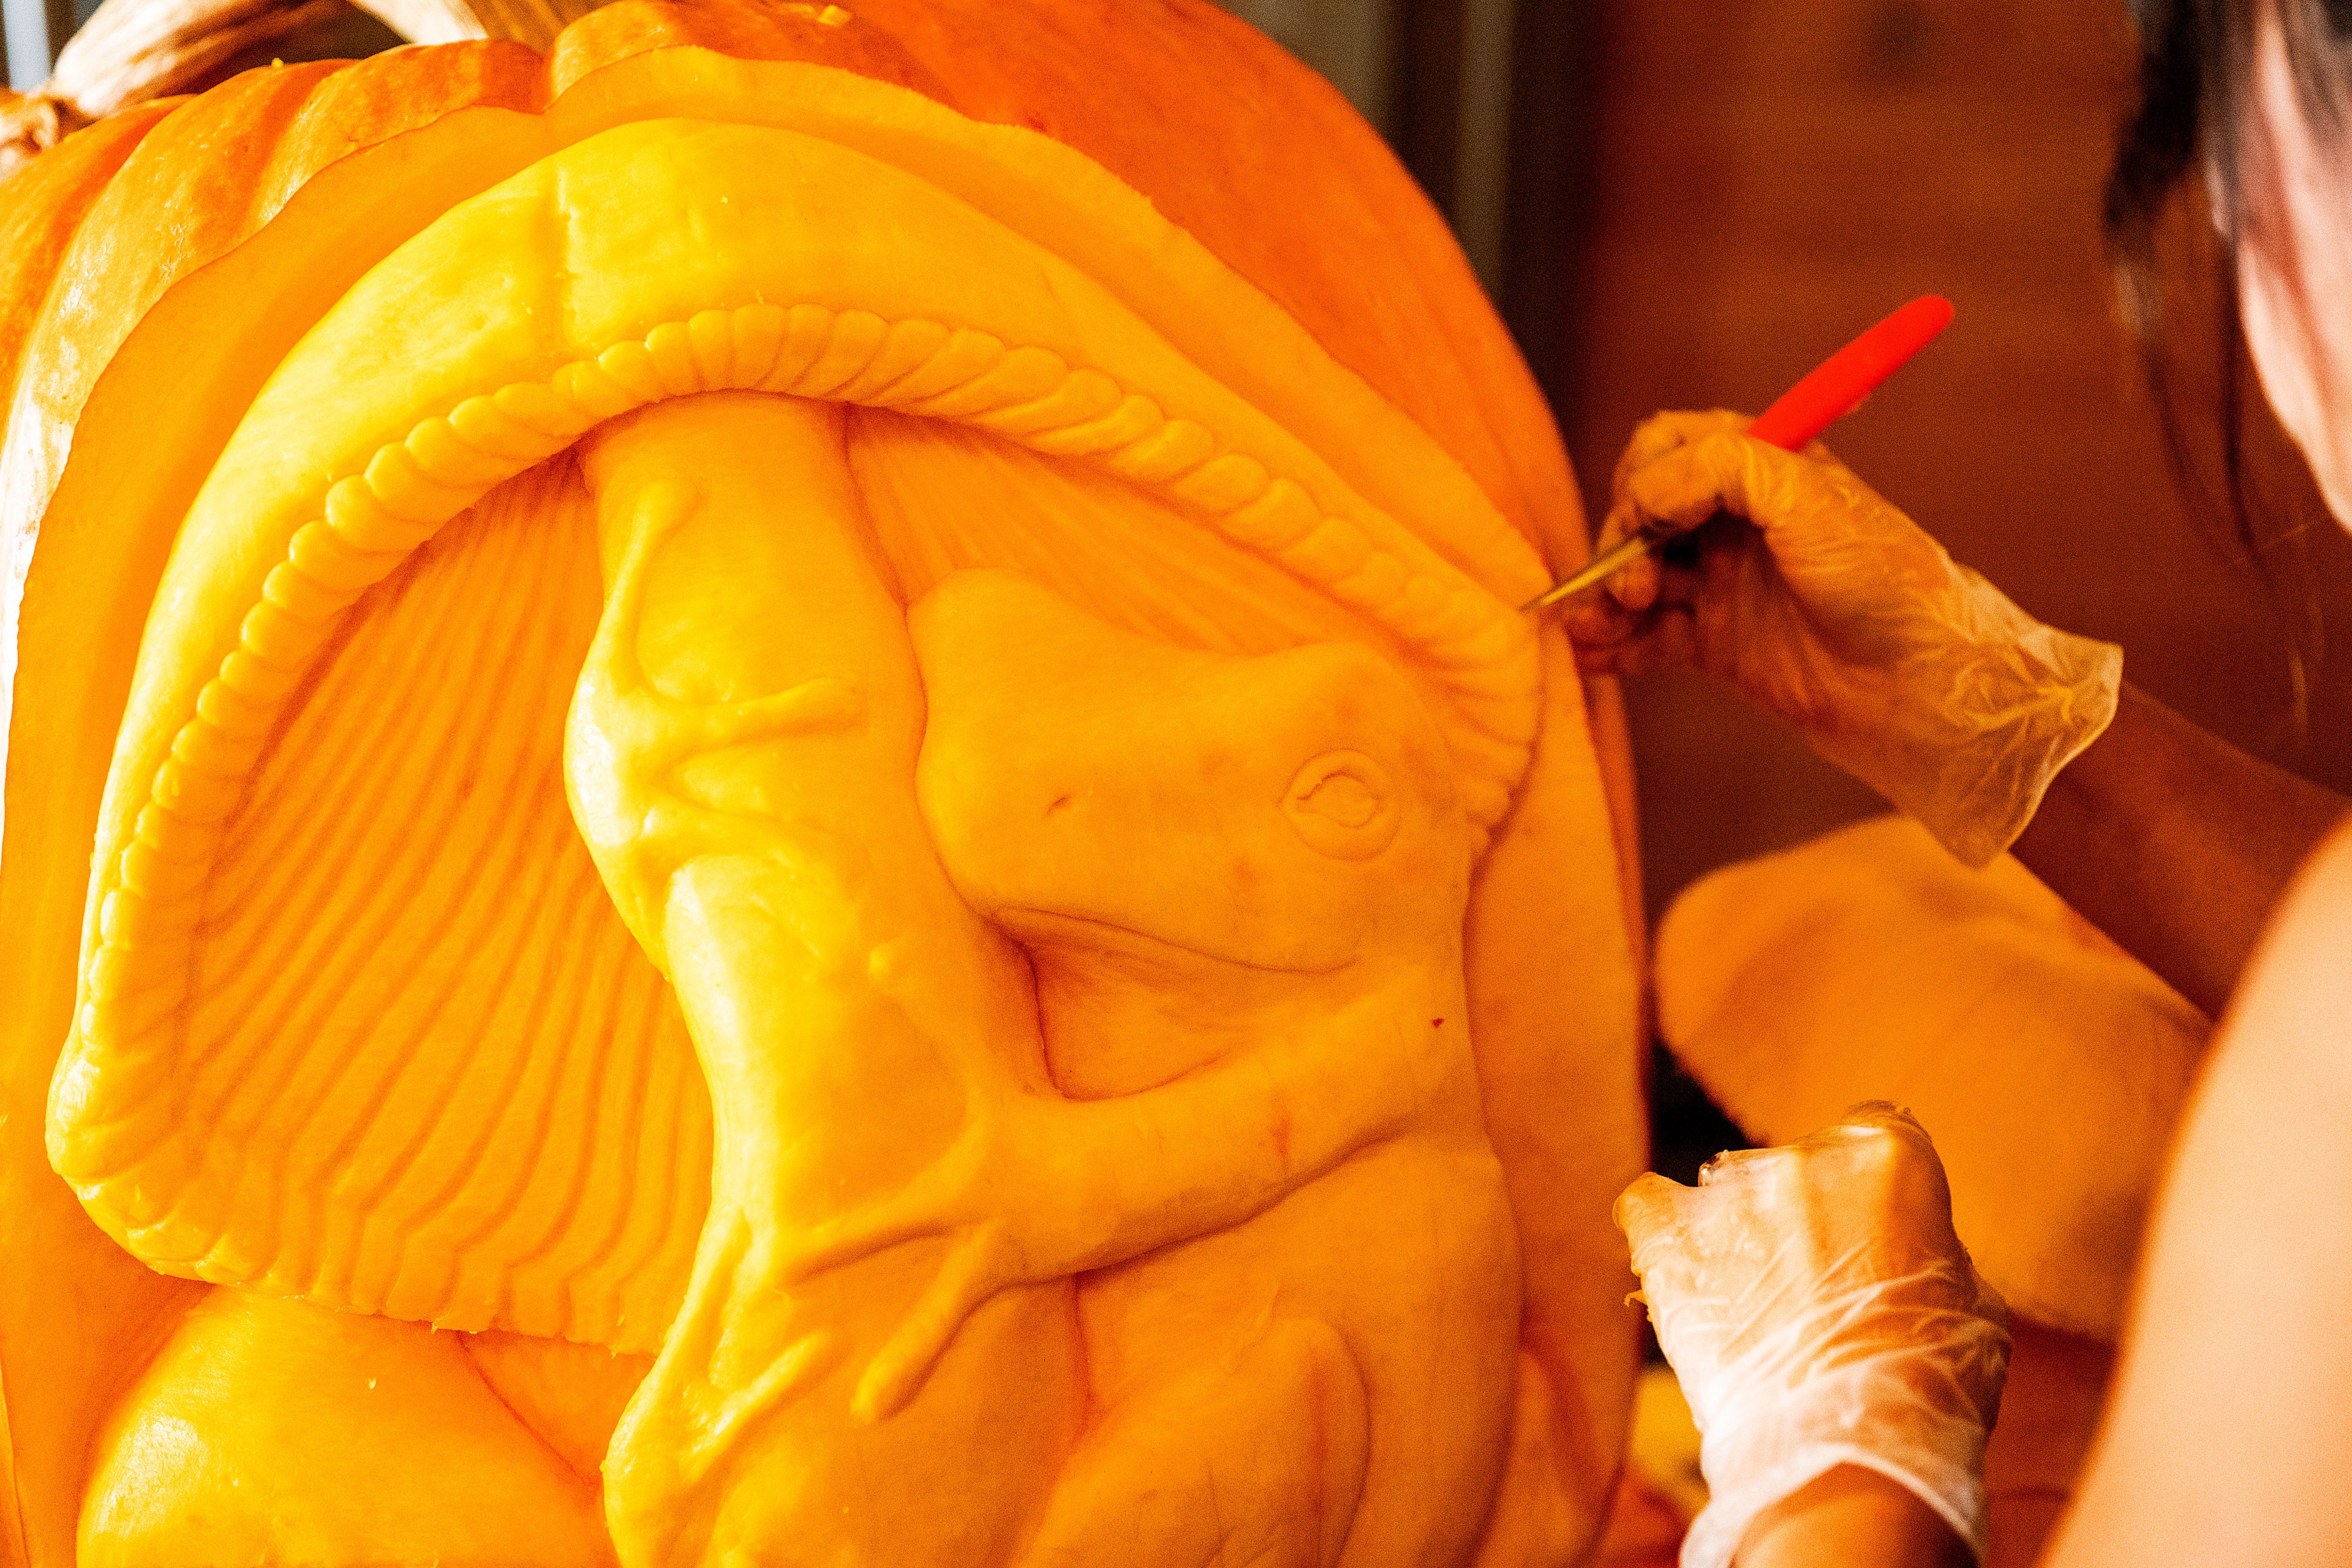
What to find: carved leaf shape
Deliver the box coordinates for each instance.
[162,454,707,1351]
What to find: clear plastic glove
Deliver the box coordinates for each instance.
[1615,1102,2011,1568]
[1567,410,2122,867]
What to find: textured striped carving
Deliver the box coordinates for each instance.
[162,458,706,1350]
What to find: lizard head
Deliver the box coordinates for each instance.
[910,568,1470,976]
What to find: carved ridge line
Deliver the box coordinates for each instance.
[64,298,1542,1306]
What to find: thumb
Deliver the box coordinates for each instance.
[1614,1171,1713,1287]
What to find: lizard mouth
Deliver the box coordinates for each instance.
[992,907,1356,978]
[47,111,1537,1361]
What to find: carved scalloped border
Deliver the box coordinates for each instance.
[64,298,1542,1307]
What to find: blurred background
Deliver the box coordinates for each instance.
[13,0,2351,1169]
[1223,0,2352,1178]
[1216,0,2352,902]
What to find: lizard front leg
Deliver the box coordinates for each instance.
[563,392,1072,1568]
[782,976,1476,1420]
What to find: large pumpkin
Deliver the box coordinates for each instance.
[0,4,1647,1563]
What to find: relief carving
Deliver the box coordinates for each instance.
[0,10,1645,1563]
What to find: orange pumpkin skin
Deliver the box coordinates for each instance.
[5,0,1599,581]
[0,5,1645,1562]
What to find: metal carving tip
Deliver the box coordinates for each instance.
[1521,532,1653,614]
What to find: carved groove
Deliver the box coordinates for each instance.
[144,462,704,1349]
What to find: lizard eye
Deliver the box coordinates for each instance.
[1283,750,1401,861]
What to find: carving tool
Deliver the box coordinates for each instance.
[1523,293,1956,613]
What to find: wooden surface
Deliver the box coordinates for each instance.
[1557,0,2352,919]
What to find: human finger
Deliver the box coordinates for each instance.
[1611,408,1754,502]
[1613,1171,1697,1262]
[1694,1145,1776,1187]
[1824,1099,1930,1145]
[1593,499,1665,613]
[1563,509,1739,665]
[1555,493,1672,651]
[1621,429,1793,538]
[1566,596,1705,677]
[1792,1102,1943,1182]
[1623,431,1899,571]
[1593,484,1743,617]
[1613,1170,1687,1231]
[1561,588,1644,665]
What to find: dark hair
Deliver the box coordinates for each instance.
[2109,0,2352,312]
[2105,0,2352,722]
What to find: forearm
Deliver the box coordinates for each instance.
[2010,683,2346,1017]
[1737,1466,1972,1568]
[2041,827,2352,1567]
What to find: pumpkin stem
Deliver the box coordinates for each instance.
[0,0,610,179]
[356,0,611,48]
[2,88,88,178]
[2,0,346,176]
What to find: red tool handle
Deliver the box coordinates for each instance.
[1745,294,1955,451]
[1521,294,1956,612]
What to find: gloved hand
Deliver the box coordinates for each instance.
[1567,410,2122,867]
[1615,1103,2011,1568]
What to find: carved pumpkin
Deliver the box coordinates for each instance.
[0,3,1646,1563]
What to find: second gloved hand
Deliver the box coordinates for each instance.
[1568,410,2122,866]
[1617,1104,2011,1568]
